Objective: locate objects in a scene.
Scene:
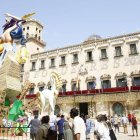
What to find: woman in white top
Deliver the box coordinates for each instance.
[95,115,111,140]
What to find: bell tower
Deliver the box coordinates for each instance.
[22,19,46,54]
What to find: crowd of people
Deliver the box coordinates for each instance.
[28,109,139,140]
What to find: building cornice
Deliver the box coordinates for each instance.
[84,32,140,46]
[30,31,140,59]
[28,37,46,47]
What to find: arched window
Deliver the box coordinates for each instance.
[39,86,44,91]
[131,71,140,86]
[38,82,46,91]
[115,73,127,87]
[29,83,35,95]
[86,76,96,90]
[101,74,111,89]
[71,78,80,91]
[87,81,96,90]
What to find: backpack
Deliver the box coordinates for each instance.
[44,127,57,140]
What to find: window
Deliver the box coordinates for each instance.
[39,30,41,33]
[40,60,45,69]
[29,88,34,95]
[50,58,55,67]
[87,81,96,90]
[39,86,44,91]
[102,80,111,89]
[60,56,66,65]
[116,78,127,87]
[27,27,29,30]
[36,27,38,31]
[31,62,36,70]
[35,34,37,39]
[130,44,137,54]
[23,28,25,31]
[21,64,24,72]
[71,83,77,91]
[132,77,140,86]
[38,36,40,40]
[20,74,23,82]
[101,49,107,59]
[60,84,66,93]
[73,54,78,63]
[115,46,122,57]
[87,51,93,61]
[26,33,29,38]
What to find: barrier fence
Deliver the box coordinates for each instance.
[0,126,30,140]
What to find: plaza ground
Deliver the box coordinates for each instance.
[0,124,139,140]
[86,124,140,140]
[113,124,140,140]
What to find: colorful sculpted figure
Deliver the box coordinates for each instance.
[0,15,26,45]
[38,71,62,115]
[0,13,35,64]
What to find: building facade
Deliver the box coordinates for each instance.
[21,19,140,119]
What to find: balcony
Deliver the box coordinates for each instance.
[58,86,130,96]
[23,86,140,99]
[131,86,140,91]
[101,87,129,93]
[59,89,100,96]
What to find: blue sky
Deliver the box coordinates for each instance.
[0,0,140,50]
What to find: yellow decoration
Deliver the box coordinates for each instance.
[22,12,36,20]
[15,47,29,64]
[0,44,4,53]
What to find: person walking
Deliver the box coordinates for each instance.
[132,117,138,136]
[36,115,50,140]
[85,115,95,140]
[28,115,41,140]
[114,115,119,133]
[63,116,74,140]
[94,114,111,140]
[127,113,132,125]
[110,116,114,127]
[57,115,65,140]
[70,108,86,140]
[121,115,128,134]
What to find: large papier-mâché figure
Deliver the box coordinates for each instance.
[0,13,35,64]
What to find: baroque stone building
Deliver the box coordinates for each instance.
[21,19,140,120]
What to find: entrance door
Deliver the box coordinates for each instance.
[79,103,88,116]
[112,102,124,116]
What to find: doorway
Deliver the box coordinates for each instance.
[112,102,124,116]
[79,103,88,116]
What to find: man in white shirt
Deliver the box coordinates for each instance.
[121,115,128,134]
[70,108,86,140]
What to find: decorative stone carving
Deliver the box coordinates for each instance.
[131,70,140,76]
[86,76,96,81]
[100,74,111,80]
[115,72,127,78]
[37,82,46,87]
[78,64,88,76]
